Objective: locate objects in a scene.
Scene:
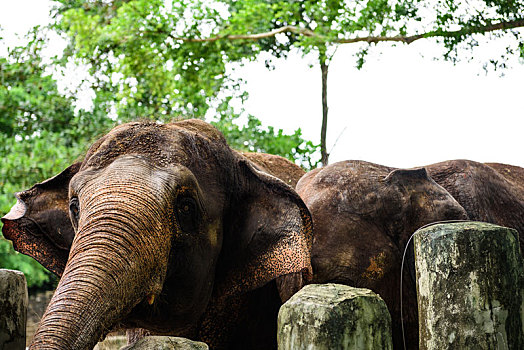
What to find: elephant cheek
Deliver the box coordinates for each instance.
[207,221,222,251]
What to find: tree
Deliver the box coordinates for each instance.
[0,36,76,138]
[51,0,524,165]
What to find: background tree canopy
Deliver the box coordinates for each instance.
[1,0,523,288]
[52,0,524,164]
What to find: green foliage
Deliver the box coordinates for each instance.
[0,33,76,137]
[217,0,524,68]
[54,0,257,119]
[427,0,524,69]
[44,0,524,135]
[0,240,54,289]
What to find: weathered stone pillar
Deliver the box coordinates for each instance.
[121,336,209,349]
[0,269,28,350]
[277,283,393,350]
[415,222,524,350]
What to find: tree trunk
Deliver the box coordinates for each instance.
[320,59,329,167]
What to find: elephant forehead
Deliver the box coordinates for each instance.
[71,155,225,221]
[72,156,189,195]
[82,120,231,171]
[298,162,390,210]
[83,124,182,169]
[298,160,392,195]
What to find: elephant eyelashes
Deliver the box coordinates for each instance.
[69,197,80,229]
[175,197,199,233]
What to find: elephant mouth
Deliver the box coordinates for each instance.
[121,294,199,337]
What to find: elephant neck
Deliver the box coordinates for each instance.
[198,281,281,349]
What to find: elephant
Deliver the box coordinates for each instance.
[426,160,524,251]
[295,160,469,350]
[1,119,313,350]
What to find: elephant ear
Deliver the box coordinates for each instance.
[218,158,313,302]
[1,163,80,276]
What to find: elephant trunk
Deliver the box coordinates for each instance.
[30,255,124,349]
[30,184,172,350]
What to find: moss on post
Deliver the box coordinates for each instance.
[277,283,393,350]
[121,336,209,349]
[415,222,524,350]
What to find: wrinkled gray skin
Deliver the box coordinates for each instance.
[2,120,312,350]
[296,160,468,350]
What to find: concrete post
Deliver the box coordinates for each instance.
[121,336,209,349]
[277,283,393,350]
[0,269,28,350]
[415,222,524,350]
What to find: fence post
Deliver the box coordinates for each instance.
[415,222,524,349]
[0,269,28,350]
[278,283,393,350]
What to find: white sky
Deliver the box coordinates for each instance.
[1,0,523,168]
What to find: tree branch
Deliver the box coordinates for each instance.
[168,19,524,45]
[168,25,315,42]
[337,18,524,44]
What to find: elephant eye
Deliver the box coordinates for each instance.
[176,197,198,233]
[69,197,80,229]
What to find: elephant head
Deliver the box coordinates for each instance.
[296,160,467,350]
[2,119,312,350]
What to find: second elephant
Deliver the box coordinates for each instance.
[296,158,524,350]
[296,160,468,350]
